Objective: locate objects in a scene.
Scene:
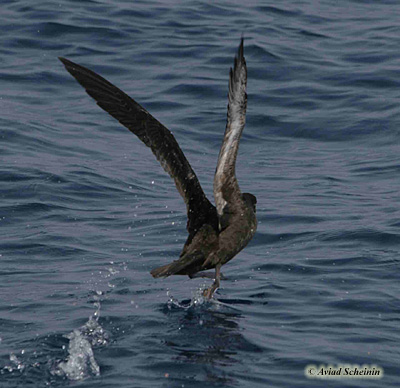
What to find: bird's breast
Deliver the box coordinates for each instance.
[215,208,256,265]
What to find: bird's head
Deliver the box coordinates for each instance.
[242,193,257,213]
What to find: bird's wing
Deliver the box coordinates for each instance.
[213,39,247,227]
[59,57,217,237]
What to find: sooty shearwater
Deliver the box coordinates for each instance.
[59,39,257,299]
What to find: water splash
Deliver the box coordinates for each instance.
[53,329,100,381]
[166,284,225,310]
[1,352,25,374]
[81,315,110,347]
[52,301,110,381]
[166,285,240,313]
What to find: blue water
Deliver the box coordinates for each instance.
[1,1,399,387]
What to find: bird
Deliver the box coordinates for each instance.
[59,38,257,299]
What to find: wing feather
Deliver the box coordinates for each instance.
[213,39,247,222]
[59,57,217,237]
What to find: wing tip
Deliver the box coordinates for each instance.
[58,57,79,74]
[235,37,246,69]
[229,37,246,87]
[58,56,71,67]
[239,36,244,59]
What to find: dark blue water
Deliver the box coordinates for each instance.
[1,1,399,387]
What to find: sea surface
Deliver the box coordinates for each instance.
[1,1,399,387]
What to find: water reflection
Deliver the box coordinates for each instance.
[158,297,263,386]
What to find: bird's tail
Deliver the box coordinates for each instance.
[150,252,203,278]
[150,260,188,278]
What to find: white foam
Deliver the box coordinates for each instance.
[52,308,109,380]
[54,329,100,381]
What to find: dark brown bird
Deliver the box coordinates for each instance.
[59,38,256,299]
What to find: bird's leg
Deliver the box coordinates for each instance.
[203,264,221,300]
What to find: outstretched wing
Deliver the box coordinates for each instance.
[59,57,217,237]
[213,39,247,225]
